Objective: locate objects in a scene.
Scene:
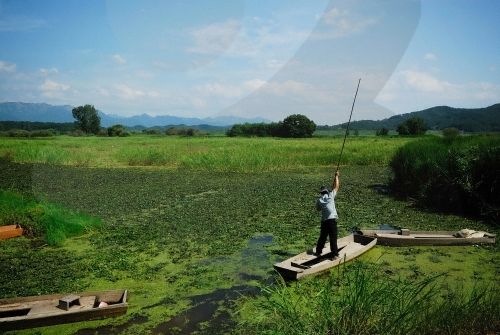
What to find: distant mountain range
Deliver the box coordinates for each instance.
[0,102,269,127]
[1,102,499,131]
[336,104,500,132]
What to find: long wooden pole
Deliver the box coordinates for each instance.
[335,78,361,173]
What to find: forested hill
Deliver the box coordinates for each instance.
[337,104,500,132]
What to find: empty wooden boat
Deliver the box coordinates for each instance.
[0,225,23,240]
[357,228,496,246]
[273,234,377,280]
[0,289,128,331]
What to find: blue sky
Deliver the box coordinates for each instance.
[0,0,498,124]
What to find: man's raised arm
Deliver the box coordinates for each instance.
[332,171,340,193]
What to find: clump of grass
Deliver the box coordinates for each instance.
[241,262,499,335]
[389,134,500,222]
[428,285,500,334]
[0,190,101,246]
[115,145,182,166]
[14,142,69,165]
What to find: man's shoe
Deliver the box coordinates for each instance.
[328,253,339,260]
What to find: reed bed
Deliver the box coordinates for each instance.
[0,135,412,172]
[241,262,499,335]
[390,134,500,221]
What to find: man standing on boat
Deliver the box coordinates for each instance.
[315,171,340,257]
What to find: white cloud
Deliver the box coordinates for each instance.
[39,79,70,98]
[265,59,284,69]
[376,70,500,112]
[112,54,127,65]
[114,84,144,99]
[315,7,378,39]
[260,80,313,96]
[191,97,207,108]
[470,82,500,100]
[196,79,267,99]
[424,53,437,61]
[255,79,336,106]
[401,70,455,93]
[187,18,309,59]
[0,60,16,73]
[196,82,243,98]
[39,67,59,76]
[40,79,70,91]
[97,88,110,97]
[114,84,159,100]
[375,91,396,102]
[136,70,155,79]
[243,79,266,91]
[148,90,160,98]
[188,19,241,55]
[223,76,354,123]
[322,8,346,25]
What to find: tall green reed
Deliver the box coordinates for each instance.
[390,135,500,221]
[243,262,499,335]
[0,190,101,246]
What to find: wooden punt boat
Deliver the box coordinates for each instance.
[273,234,377,280]
[357,228,496,246]
[0,289,128,331]
[0,225,23,240]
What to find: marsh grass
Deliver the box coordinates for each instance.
[116,146,181,166]
[0,190,101,246]
[390,134,500,221]
[15,143,69,165]
[243,263,499,335]
[0,135,413,172]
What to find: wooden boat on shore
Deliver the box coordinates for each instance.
[0,289,128,331]
[273,234,377,280]
[0,225,23,240]
[357,228,496,246]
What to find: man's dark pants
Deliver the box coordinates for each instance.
[315,218,338,255]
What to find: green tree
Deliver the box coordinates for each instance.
[442,127,460,140]
[107,124,129,137]
[396,123,409,135]
[226,124,242,137]
[397,117,427,136]
[406,117,427,135]
[72,105,101,134]
[165,127,179,135]
[376,127,389,136]
[226,122,284,137]
[281,114,316,138]
[182,128,198,136]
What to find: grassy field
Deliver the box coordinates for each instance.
[0,134,498,334]
[0,134,412,171]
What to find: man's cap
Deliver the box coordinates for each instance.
[319,186,329,194]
